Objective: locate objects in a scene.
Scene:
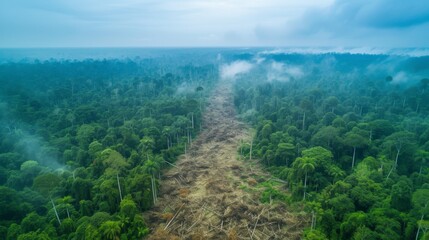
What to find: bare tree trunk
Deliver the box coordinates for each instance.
[369,130,372,143]
[395,148,401,168]
[311,211,316,230]
[303,171,308,201]
[152,173,158,202]
[51,198,61,225]
[117,173,123,201]
[352,146,356,168]
[415,214,424,240]
[386,165,395,180]
[151,175,157,205]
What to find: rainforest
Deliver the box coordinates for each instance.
[0,48,428,240]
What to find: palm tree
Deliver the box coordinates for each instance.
[344,132,368,169]
[301,160,315,201]
[100,221,121,240]
[293,156,315,201]
[143,159,160,205]
[327,165,345,183]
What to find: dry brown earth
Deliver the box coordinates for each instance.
[145,80,309,239]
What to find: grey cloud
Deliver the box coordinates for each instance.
[300,0,429,31]
[1,0,429,47]
[284,0,429,47]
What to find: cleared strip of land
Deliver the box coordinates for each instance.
[145,80,308,239]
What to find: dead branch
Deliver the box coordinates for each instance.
[164,203,185,230]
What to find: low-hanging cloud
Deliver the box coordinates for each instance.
[220,61,254,79]
[267,61,304,82]
[391,71,409,84]
[0,99,63,169]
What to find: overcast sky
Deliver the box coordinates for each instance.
[1,0,429,48]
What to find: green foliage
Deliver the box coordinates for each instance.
[259,181,288,203]
[59,218,75,236]
[32,173,61,197]
[304,229,329,240]
[391,178,413,212]
[0,56,216,239]
[0,186,29,223]
[20,212,46,233]
[17,231,50,240]
[2,50,428,239]
[6,223,21,240]
[233,52,429,240]
[119,197,138,219]
[99,221,121,240]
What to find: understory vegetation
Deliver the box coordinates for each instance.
[234,53,429,239]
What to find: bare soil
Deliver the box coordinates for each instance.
[145,80,309,239]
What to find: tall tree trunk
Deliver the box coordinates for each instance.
[311,211,316,230]
[151,175,156,205]
[352,146,356,168]
[395,148,401,168]
[303,171,308,201]
[153,173,157,203]
[386,165,395,180]
[369,130,372,143]
[117,174,123,202]
[51,198,61,225]
[415,214,424,240]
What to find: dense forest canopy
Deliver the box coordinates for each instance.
[231,51,429,239]
[0,50,219,239]
[0,48,428,239]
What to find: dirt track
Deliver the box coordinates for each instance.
[145,80,308,239]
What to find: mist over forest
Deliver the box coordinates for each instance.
[0,48,428,239]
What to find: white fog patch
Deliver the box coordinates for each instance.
[220,61,254,79]
[392,71,409,84]
[267,61,304,82]
[9,128,64,169]
[175,82,193,95]
[254,57,266,64]
[258,47,429,57]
